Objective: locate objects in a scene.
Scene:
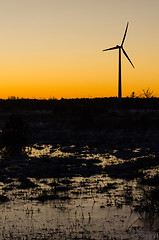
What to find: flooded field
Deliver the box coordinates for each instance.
[0,144,159,239]
[0,99,159,239]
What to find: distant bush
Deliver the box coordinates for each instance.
[2,114,28,154]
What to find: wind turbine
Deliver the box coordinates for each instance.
[103,22,134,99]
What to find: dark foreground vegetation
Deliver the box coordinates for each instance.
[0,97,159,239]
[0,97,159,148]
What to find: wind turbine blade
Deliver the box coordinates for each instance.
[121,22,129,46]
[122,48,135,68]
[103,46,119,51]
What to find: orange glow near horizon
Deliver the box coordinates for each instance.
[0,0,159,99]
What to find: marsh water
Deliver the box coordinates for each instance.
[0,143,159,240]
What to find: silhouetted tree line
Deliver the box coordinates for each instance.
[0,97,159,112]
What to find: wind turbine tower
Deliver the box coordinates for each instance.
[103,22,135,98]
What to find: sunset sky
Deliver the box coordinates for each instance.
[0,0,159,99]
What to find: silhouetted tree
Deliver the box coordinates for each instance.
[142,88,154,98]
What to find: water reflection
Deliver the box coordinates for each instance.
[0,178,158,239]
[0,143,159,239]
[25,144,125,167]
[26,144,74,158]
